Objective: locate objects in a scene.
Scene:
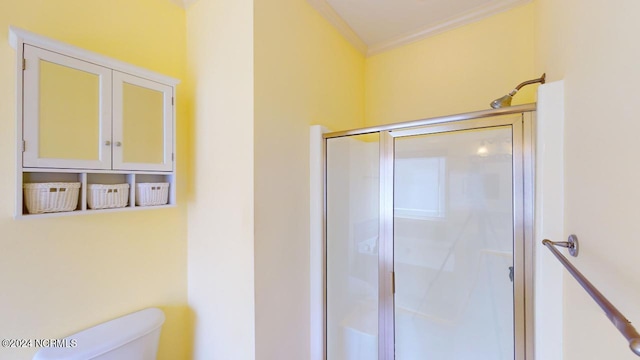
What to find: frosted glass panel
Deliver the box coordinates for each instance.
[39,60,100,160]
[394,126,514,360]
[327,133,379,360]
[122,82,164,164]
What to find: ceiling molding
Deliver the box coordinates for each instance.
[367,0,532,56]
[306,0,368,56]
[176,0,530,57]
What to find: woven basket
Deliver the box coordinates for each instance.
[136,183,169,206]
[87,184,130,209]
[23,182,81,214]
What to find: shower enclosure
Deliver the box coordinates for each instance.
[323,105,534,360]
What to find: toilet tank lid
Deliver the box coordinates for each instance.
[33,307,165,360]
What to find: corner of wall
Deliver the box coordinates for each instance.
[534,80,565,360]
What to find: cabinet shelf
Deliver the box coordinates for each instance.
[18,204,176,219]
[19,170,176,218]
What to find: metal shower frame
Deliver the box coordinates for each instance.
[322,103,536,360]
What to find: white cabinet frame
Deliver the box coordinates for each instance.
[10,26,180,218]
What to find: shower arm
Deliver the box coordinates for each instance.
[491,73,546,108]
[508,73,547,95]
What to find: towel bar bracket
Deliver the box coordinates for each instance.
[545,234,579,257]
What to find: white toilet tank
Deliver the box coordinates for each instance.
[33,307,165,360]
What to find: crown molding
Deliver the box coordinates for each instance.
[180,0,529,57]
[306,0,368,56]
[367,0,531,56]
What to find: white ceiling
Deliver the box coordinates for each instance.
[308,0,531,56]
[169,0,530,57]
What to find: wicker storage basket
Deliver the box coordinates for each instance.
[23,182,81,214]
[87,183,130,209]
[135,183,169,206]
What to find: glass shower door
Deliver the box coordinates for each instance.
[393,126,515,360]
[326,133,380,360]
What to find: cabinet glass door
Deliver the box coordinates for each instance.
[393,126,515,360]
[22,45,112,169]
[112,72,173,171]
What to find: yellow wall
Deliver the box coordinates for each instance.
[365,3,536,127]
[10,1,638,359]
[536,0,640,359]
[0,1,190,359]
[253,0,365,358]
[186,0,255,359]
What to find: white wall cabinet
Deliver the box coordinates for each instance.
[11,27,179,217]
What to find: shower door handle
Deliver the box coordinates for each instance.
[508,266,514,282]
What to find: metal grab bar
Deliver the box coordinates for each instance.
[543,235,640,356]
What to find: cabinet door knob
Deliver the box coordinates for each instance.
[105,140,111,146]
[115,141,122,147]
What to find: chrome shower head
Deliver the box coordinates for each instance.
[490,73,546,109]
[490,90,518,109]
